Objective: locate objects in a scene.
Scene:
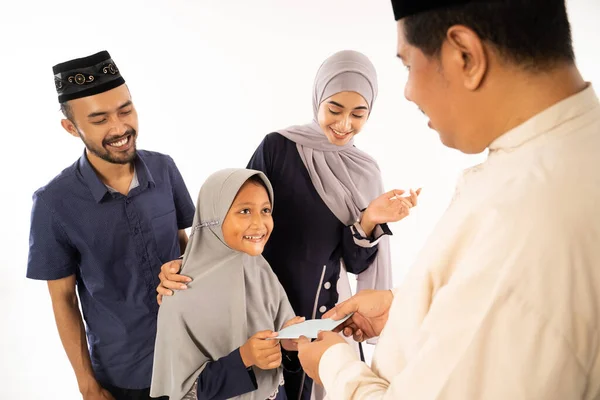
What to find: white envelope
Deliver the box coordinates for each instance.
[270,313,353,339]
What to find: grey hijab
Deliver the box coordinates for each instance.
[278,50,392,293]
[151,169,295,400]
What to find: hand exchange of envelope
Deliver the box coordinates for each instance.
[270,313,353,339]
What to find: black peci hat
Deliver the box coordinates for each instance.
[53,50,125,103]
[391,0,494,20]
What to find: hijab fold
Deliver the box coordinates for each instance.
[151,169,294,400]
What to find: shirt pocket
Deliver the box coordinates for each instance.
[151,209,179,263]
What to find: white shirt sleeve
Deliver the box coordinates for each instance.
[319,287,585,400]
[319,185,596,400]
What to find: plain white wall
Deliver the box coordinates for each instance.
[0,0,598,397]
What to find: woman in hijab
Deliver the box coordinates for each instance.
[151,169,304,400]
[245,50,420,400]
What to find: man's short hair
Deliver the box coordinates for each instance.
[60,102,73,121]
[403,0,575,70]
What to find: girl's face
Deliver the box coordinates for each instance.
[317,91,370,146]
[222,180,273,256]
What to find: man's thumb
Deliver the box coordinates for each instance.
[328,299,357,320]
[168,260,180,273]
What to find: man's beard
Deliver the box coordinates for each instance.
[79,128,137,165]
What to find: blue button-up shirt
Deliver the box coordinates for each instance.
[27,150,195,389]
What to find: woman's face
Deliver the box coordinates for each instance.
[222,180,273,256]
[317,91,370,146]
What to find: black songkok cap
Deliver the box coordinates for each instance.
[391,0,490,20]
[53,50,125,103]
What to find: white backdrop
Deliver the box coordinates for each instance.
[0,0,598,398]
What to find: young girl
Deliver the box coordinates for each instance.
[151,169,302,400]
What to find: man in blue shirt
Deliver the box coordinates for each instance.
[27,50,195,400]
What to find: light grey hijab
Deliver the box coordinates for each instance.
[278,50,392,293]
[151,169,295,400]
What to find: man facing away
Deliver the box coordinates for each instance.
[296,1,600,399]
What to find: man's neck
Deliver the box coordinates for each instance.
[481,63,587,150]
[86,150,134,188]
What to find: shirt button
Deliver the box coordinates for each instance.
[134,228,139,235]
[323,282,331,290]
[126,198,131,204]
[319,305,327,313]
[141,256,146,262]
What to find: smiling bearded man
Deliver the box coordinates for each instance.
[26,50,196,400]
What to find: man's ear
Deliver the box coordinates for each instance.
[446,24,488,91]
[61,118,80,138]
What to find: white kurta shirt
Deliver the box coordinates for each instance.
[319,85,600,400]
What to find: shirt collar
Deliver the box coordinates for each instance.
[489,84,599,152]
[78,151,156,203]
[105,168,139,193]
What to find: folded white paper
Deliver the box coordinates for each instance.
[270,314,353,339]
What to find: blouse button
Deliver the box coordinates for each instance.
[323,282,331,290]
[319,305,327,313]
